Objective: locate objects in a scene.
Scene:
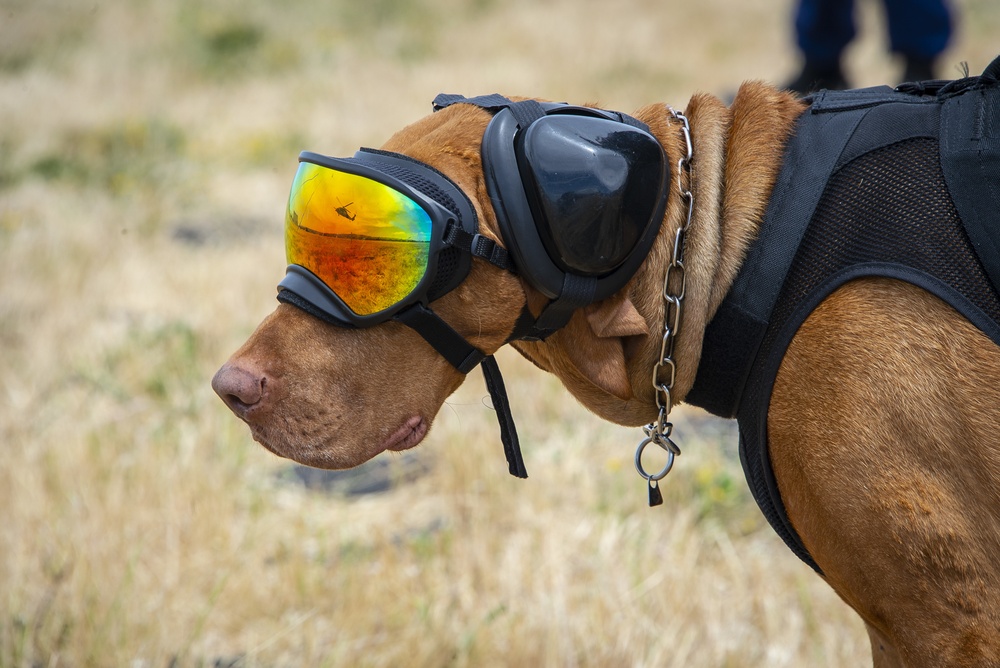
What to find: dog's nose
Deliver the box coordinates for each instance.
[212,362,266,419]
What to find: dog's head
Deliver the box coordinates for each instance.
[212,96,674,471]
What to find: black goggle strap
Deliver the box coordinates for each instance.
[443,221,516,273]
[394,303,528,479]
[395,303,485,373]
[506,273,599,342]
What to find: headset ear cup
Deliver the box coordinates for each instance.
[516,115,667,277]
[480,104,669,304]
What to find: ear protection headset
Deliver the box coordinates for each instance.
[433,93,670,339]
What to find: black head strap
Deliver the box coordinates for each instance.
[433,93,547,127]
[394,304,485,374]
[432,93,649,130]
[506,273,598,342]
[393,303,528,479]
[481,355,528,478]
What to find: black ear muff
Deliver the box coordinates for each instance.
[481,104,669,302]
[517,114,667,277]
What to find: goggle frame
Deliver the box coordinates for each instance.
[278,150,477,328]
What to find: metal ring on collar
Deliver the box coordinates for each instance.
[634,435,677,482]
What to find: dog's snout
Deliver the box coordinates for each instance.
[212,362,267,419]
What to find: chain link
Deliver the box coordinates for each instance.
[635,106,693,485]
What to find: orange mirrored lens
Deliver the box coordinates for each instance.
[285,162,432,316]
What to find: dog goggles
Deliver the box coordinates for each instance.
[279,149,513,326]
[286,160,433,317]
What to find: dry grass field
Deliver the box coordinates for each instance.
[2,0,998,665]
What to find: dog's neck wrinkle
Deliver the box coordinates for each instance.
[711,84,808,315]
[626,84,805,412]
[625,93,733,411]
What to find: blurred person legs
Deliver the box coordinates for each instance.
[787,0,953,94]
[788,0,854,93]
[884,0,953,82]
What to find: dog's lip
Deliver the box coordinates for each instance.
[383,416,428,452]
[245,415,428,467]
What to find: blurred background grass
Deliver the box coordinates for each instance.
[1,0,997,665]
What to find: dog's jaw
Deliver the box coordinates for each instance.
[245,413,429,466]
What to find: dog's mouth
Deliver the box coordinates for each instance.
[247,414,428,469]
[383,416,429,452]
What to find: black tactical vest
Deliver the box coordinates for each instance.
[687,56,1000,572]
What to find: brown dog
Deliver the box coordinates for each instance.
[213,80,1000,665]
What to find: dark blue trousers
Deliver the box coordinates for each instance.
[795,0,953,66]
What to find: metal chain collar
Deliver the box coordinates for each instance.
[634,106,693,506]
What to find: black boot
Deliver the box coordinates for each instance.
[902,55,936,83]
[785,59,850,95]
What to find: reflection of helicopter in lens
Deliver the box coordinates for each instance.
[335,201,356,221]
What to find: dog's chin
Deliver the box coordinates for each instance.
[249,416,429,470]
